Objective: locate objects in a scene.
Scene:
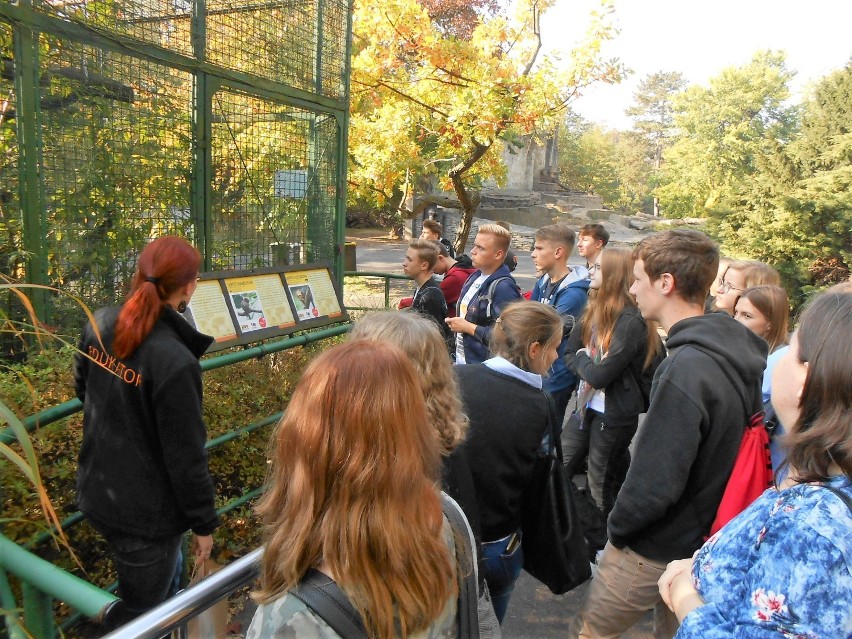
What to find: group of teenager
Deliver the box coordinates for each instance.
[73,226,851,638]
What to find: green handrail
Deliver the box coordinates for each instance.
[344,270,408,310]
[0,535,118,619]
[1,324,351,446]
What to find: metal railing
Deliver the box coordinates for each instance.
[102,549,263,639]
[0,324,351,638]
[344,271,408,310]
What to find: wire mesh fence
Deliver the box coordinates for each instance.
[0,0,350,337]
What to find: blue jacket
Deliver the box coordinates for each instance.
[531,268,590,393]
[456,264,521,364]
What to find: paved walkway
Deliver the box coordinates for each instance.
[501,571,654,638]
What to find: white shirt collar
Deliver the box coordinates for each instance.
[483,356,542,389]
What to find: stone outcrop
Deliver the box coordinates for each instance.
[411,190,706,250]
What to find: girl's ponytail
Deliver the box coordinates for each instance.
[112,237,200,359]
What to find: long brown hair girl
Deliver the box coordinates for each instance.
[581,246,660,369]
[564,246,664,547]
[252,340,456,639]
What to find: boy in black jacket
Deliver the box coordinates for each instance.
[402,238,449,337]
[569,230,768,639]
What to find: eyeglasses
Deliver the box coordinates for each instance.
[718,279,745,294]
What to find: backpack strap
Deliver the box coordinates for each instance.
[822,484,852,514]
[479,276,514,321]
[441,493,480,639]
[290,569,368,638]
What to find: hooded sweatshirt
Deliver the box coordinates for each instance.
[607,312,768,562]
[531,267,590,393]
[441,254,476,317]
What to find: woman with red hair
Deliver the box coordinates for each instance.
[250,340,458,638]
[74,236,219,629]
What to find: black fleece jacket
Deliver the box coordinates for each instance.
[74,305,220,538]
[607,312,768,562]
[452,364,550,541]
[565,305,656,426]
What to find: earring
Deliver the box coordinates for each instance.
[177,300,188,313]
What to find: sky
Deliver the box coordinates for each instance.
[538,0,852,130]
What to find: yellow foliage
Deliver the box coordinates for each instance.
[349,0,624,215]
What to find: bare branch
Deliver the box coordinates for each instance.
[521,2,542,77]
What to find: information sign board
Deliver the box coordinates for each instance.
[182,264,346,352]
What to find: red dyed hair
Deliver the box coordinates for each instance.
[112,236,201,358]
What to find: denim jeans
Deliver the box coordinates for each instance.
[481,531,523,624]
[90,519,183,630]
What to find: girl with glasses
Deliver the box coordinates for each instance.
[714,260,780,314]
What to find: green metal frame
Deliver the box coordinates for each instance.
[344,271,411,311]
[0,0,352,323]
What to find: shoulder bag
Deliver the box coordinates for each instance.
[692,346,774,536]
[520,395,591,594]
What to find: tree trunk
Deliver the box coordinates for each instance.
[448,140,491,252]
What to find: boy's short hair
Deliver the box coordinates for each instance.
[477,223,511,253]
[579,223,610,246]
[422,219,443,235]
[408,238,440,269]
[633,230,719,305]
[535,223,576,252]
[435,241,451,258]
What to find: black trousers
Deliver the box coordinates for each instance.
[90,519,183,630]
[562,409,638,553]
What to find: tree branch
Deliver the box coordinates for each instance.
[521,2,542,77]
[352,77,451,118]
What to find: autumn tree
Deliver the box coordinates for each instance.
[625,71,686,215]
[418,0,500,39]
[349,0,623,250]
[656,51,798,218]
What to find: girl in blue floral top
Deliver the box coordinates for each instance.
[659,286,852,638]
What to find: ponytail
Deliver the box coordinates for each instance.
[112,237,201,358]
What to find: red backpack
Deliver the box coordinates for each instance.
[709,409,773,535]
[695,347,774,537]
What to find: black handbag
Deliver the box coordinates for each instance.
[521,395,591,594]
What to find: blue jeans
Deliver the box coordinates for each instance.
[481,532,523,623]
[90,519,183,630]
